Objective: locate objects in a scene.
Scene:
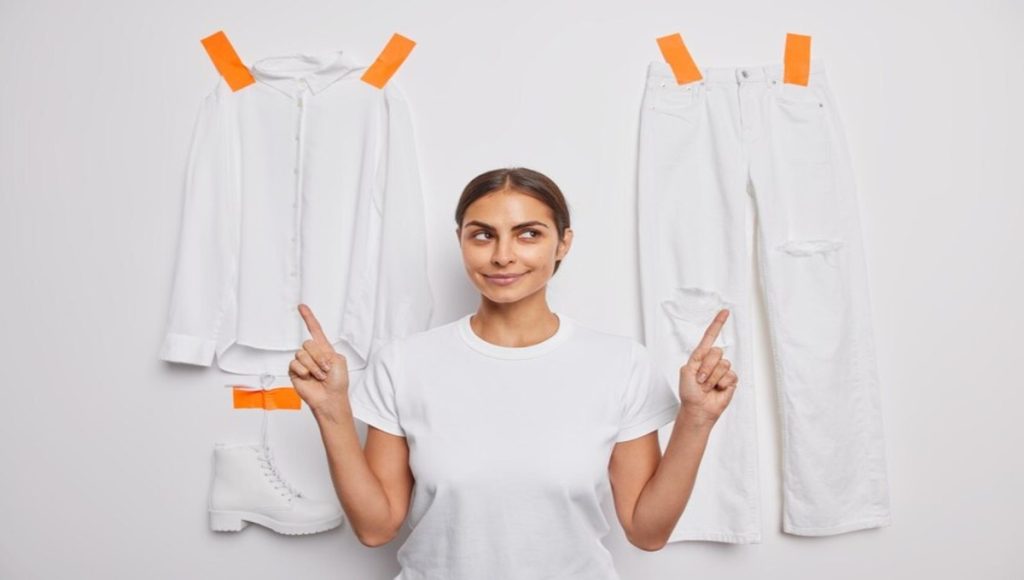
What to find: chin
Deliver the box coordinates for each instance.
[483,294,521,304]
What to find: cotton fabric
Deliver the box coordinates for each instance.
[159,49,433,375]
[348,312,680,579]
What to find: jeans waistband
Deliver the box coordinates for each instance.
[646,58,828,85]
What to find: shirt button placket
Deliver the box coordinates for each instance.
[290,88,306,284]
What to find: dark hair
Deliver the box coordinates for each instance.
[455,167,572,274]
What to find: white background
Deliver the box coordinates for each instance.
[1,0,1022,578]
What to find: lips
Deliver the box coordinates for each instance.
[484,272,527,285]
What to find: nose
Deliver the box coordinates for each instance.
[491,238,516,265]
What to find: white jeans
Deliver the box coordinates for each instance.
[638,59,893,543]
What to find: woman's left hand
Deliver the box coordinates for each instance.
[678,309,739,428]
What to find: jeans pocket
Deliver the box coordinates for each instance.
[769,82,830,163]
[769,82,843,239]
[642,81,706,161]
[660,287,736,364]
[647,80,705,123]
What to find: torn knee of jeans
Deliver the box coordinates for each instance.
[776,239,844,267]
[661,286,733,322]
[776,239,844,257]
[661,287,734,352]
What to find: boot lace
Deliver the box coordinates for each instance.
[255,446,303,499]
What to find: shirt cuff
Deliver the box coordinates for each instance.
[615,404,680,443]
[159,333,216,366]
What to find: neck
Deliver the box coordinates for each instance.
[471,294,560,348]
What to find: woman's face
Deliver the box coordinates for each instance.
[457,189,572,304]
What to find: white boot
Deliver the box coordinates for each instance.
[208,443,344,535]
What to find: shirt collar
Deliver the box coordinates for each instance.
[250,50,361,99]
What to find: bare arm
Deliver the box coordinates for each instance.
[290,304,413,547]
[609,412,714,551]
[312,403,413,547]
[610,309,739,550]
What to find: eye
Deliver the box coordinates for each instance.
[472,230,492,240]
[521,229,541,239]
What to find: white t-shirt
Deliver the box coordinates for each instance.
[348,312,680,580]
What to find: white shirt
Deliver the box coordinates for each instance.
[348,312,681,580]
[159,49,434,374]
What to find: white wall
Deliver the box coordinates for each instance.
[1,0,1021,578]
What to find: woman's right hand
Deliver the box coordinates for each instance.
[289,303,350,417]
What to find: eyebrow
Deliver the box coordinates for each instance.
[464,220,550,231]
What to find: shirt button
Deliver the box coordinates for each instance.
[741,70,749,78]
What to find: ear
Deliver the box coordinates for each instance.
[556,227,573,260]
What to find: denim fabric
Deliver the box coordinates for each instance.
[637,59,893,543]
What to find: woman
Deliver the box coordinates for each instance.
[288,167,738,579]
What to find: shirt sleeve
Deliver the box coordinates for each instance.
[366,84,434,360]
[158,81,240,366]
[616,341,681,443]
[348,337,405,437]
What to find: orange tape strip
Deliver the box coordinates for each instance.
[656,33,703,85]
[200,30,255,92]
[361,33,416,89]
[232,387,302,410]
[783,33,812,86]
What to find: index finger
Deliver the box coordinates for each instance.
[298,303,330,345]
[695,308,730,353]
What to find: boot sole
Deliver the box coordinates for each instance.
[209,510,344,535]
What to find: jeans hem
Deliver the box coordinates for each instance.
[784,513,892,536]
